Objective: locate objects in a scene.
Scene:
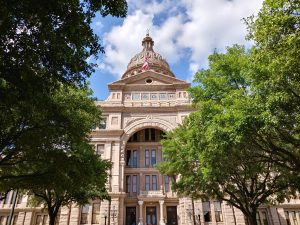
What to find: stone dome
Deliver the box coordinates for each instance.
[121,34,175,79]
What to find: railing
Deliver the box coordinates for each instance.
[139,190,164,197]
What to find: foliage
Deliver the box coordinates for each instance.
[0,0,127,185]
[0,85,100,186]
[2,85,111,225]
[157,45,294,225]
[245,0,300,172]
[26,141,111,225]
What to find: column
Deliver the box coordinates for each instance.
[138,200,144,225]
[119,198,124,225]
[159,200,165,225]
[139,173,143,194]
[120,143,125,192]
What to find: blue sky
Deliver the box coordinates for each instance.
[88,0,263,100]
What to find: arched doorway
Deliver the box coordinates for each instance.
[123,127,169,225]
[124,128,166,195]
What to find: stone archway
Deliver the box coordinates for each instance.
[121,118,176,143]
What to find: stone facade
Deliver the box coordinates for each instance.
[1,34,300,225]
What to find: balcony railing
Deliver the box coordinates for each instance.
[139,190,164,197]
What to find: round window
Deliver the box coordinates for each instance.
[146,78,153,84]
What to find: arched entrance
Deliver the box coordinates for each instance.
[123,127,167,225]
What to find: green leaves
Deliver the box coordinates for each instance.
[157,45,294,225]
[0,0,127,185]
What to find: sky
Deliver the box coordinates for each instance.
[89,0,264,100]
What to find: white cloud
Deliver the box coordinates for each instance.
[100,0,263,78]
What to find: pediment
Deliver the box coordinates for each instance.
[109,70,188,86]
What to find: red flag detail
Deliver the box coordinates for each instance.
[142,61,149,71]
[142,56,149,71]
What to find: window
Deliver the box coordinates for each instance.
[151,94,157,100]
[96,144,105,157]
[126,207,136,225]
[36,215,42,225]
[203,202,211,222]
[142,93,149,100]
[145,175,158,191]
[285,211,291,225]
[152,175,157,190]
[145,150,150,167]
[4,191,10,204]
[159,93,167,100]
[126,150,138,168]
[129,132,139,142]
[133,175,137,193]
[168,93,175,100]
[133,151,138,168]
[145,175,150,191]
[35,214,48,225]
[17,194,23,204]
[132,93,140,100]
[145,149,156,167]
[10,191,17,204]
[127,150,132,166]
[126,176,131,193]
[214,201,223,222]
[126,175,138,195]
[151,150,156,165]
[261,211,269,225]
[291,211,298,225]
[81,205,89,224]
[92,203,100,224]
[99,118,107,129]
[145,128,155,142]
[164,176,170,192]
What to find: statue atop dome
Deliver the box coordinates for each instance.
[121,33,175,79]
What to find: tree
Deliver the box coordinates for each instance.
[0,84,102,189]
[0,0,127,185]
[157,45,294,225]
[2,85,111,225]
[245,0,300,172]
[26,146,111,225]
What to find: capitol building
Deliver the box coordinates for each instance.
[1,34,300,225]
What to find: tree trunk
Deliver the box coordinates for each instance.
[49,213,56,225]
[244,211,258,225]
[48,207,59,225]
[191,198,196,225]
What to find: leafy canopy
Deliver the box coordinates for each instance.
[0,0,127,185]
[157,45,294,225]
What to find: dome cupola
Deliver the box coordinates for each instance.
[121,33,174,79]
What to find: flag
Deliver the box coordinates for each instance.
[142,61,149,71]
[142,56,149,71]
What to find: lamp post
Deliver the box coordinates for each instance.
[111,206,118,225]
[103,210,108,225]
[186,205,193,225]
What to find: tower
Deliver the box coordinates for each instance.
[91,33,193,225]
